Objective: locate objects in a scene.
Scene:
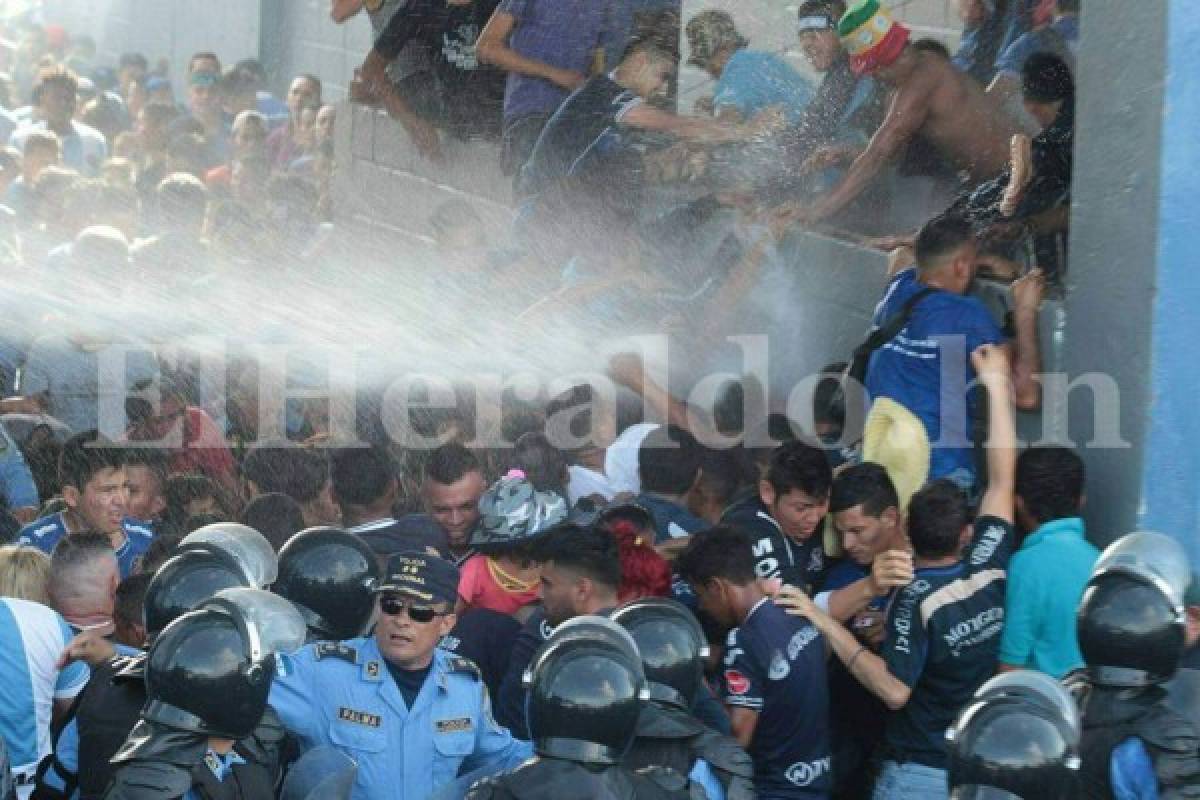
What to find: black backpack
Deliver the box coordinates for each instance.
[823,287,937,439]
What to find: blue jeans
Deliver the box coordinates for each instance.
[872,761,948,800]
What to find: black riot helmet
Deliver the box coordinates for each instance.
[275,527,381,640]
[143,546,251,637]
[143,588,305,740]
[947,671,1082,800]
[523,615,650,766]
[610,597,710,710]
[1077,531,1189,687]
[178,522,279,588]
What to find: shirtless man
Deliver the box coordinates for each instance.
[779,0,1018,226]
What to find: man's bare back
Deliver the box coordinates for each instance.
[780,47,1021,225]
[902,51,1019,183]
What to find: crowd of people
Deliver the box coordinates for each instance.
[0,0,1195,799]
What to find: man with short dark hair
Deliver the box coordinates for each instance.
[721,440,833,595]
[10,65,107,176]
[121,447,167,526]
[48,531,119,632]
[494,524,622,738]
[240,492,306,553]
[677,525,831,799]
[999,445,1098,677]
[636,425,708,545]
[242,444,341,528]
[333,446,448,564]
[113,571,151,649]
[864,212,1043,487]
[777,343,1018,800]
[416,442,487,564]
[17,431,152,578]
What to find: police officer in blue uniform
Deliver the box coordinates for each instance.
[269,550,532,800]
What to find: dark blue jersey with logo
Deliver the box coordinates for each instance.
[636,493,709,545]
[880,515,1015,768]
[722,496,828,595]
[722,599,831,798]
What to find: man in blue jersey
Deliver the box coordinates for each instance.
[678,525,831,799]
[864,214,1042,488]
[0,597,89,798]
[778,342,1018,800]
[635,425,709,547]
[17,430,152,578]
[721,440,832,596]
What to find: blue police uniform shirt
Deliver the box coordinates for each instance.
[879,515,1015,770]
[270,637,532,799]
[17,513,155,578]
[722,495,828,595]
[635,493,709,545]
[865,268,1004,484]
[0,598,89,780]
[722,598,831,798]
[713,49,814,125]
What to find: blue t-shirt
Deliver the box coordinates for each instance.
[998,516,1098,677]
[994,16,1079,78]
[497,0,613,120]
[723,598,831,797]
[713,50,814,125]
[17,512,155,578]
[880,515,1015,769]
[865,268,1004,483]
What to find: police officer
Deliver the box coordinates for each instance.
[33,544,274,799]
[1071,532,1200,798]
[274,526,381,641]
[947,671,1082,800]
[104,588,306,799]
[269,550,531,799]
[612,598,754,800]
[465,616,693,800]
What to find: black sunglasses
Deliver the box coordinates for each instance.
[379,594,449,623]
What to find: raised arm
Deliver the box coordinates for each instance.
[330,0,364,23]
[621,104,776,145]
[1008,268,1044,411]
[476,10,586,91]
[972,343,1018,523]
[796,81,930,224]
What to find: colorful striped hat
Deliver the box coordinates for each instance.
[838,0,911,75]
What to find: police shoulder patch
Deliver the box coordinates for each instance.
[315,642,359,664]
[448,656,481,681]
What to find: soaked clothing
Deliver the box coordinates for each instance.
[721,496,828,595]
